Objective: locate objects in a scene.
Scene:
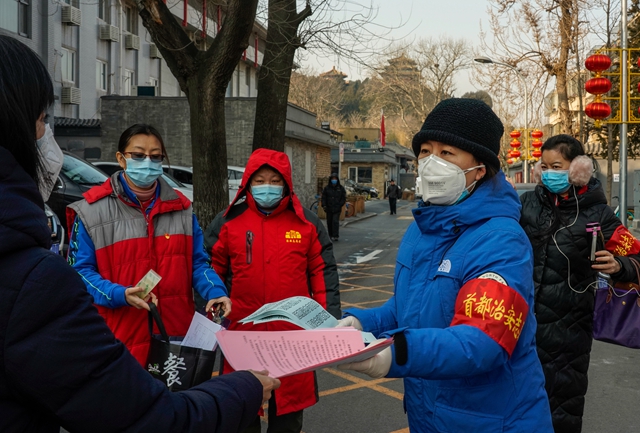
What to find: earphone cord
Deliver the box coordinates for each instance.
[551,185,590,294]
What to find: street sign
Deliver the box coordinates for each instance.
[339,142,344,163]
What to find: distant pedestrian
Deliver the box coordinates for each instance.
[519,134,640,433]
[321,173,346,241]
[386,179,402,215]
[337,98,553,432]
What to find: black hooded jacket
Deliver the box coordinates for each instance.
[321,179,346,213]
[0,147,262,433]
[519,178,638,432]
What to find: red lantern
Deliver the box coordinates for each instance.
[585,102,612,120]
[531,139,543,149]
[507,158,514,165]
[531,129,543,139]
[510,130,521,139]
[637,57,640,69]
[532,149,542,158]
[510,150,521,158]
[585,54,612,73]
[585,77,612,95]
[510,139,521,148]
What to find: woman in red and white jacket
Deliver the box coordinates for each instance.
[204,148,341,433]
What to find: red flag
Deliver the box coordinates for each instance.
[380,109,386,147]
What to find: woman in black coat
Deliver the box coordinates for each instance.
[519,134,640,433]
[0,34,279,433]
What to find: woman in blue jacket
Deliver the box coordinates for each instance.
[339,98,553,432]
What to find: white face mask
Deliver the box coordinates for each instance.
[418,155,484,205]
[37,124,64,201]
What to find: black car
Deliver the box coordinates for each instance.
[344,179,379,198]
[46,152,109,241]
[44,204,65,256]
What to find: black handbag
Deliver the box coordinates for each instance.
[146,303,217,391]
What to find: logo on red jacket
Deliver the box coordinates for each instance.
[285,230,302,243]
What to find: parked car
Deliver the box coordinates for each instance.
[514,182,537,197]
[44,203,65,256]
[162,165,245,204]
[92,161,193,202]
[45,152,109,250]
[344,179,379,198]
[162,165,193,186]
[415,176,422,199]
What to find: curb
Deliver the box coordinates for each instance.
[341,212,378,227]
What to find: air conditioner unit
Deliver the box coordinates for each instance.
[61,87,81,105]
[99,24,119,42]
[149,43,162,59]
[61,5,82,26]
[125,34,140,51]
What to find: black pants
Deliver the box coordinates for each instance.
[326,210,340,238]
[389,197,397,214]
[242,395,304,433]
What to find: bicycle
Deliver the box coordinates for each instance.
[612,196,635,221]
[309,194,321,214]
[309,195,354,217]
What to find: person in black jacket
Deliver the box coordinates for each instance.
[321,173,346,241]
[519,134,640,433]
[0,34,279,433]
[386,179,402,215]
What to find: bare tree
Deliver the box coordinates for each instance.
[136,0,259,224]
[252,0,401,151]
[479,0,594,135]
[287,70,345,125]
[362,37,471,145]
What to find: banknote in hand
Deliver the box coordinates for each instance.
[136,269,162,299]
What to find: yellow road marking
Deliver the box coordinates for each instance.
[322,368,404,401]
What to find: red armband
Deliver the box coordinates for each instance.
[605,225,640,256]
[450,277,529,357]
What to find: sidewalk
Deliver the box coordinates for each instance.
[341,211,377,227]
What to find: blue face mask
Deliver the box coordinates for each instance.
[125,157,163,188]
[541,169,571,194]
[252,184,284,208]
[331,179,338,185]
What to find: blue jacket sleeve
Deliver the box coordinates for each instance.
[7,252,262,433]
[67,217,128,308]
[345,295,398,337]
[191,214,228,300]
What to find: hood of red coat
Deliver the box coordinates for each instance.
[226,148,307,222]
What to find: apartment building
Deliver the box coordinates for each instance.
[0,0,266,121]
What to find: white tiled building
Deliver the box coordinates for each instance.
[0,0,266,120]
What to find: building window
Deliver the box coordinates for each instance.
[226,80,232,97]
[96,60,107,91]
[124,6,137,34]
[98,0,109,22]
[63,0,79,6]
[1,0,29,36]
[61,48,76,83]
[349,166,372,183]
[124,69,135,95]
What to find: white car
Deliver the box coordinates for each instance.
[415,176,422,199]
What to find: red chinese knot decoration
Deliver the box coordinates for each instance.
[584,53,612,127]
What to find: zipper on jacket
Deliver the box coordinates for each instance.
[246,231,253,264]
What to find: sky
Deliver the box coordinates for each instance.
[301,0,493,95]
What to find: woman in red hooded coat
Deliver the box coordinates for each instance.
[204,148,341,433]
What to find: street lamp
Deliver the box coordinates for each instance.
[474,56,530,182]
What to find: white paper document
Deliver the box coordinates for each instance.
[240,296,339,329]
[181,312,222,350]
[216,328,393,378]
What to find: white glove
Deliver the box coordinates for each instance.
[336,316,363,331]
[338,346,392,378]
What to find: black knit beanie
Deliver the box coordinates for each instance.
[412,98,504,171]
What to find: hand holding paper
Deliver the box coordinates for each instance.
[336,316,362,331]
[338,344,392,378]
